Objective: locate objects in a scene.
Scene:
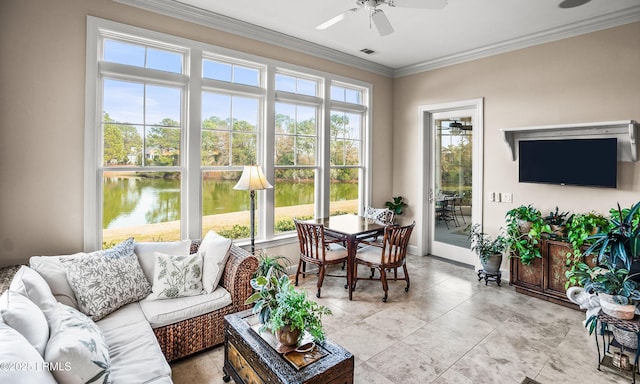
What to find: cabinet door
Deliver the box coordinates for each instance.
[543,240,571,297]
[512,253,543,289]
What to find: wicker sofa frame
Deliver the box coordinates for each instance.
[154,241,258,361]
[0,241,258,363]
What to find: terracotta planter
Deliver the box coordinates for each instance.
[599,293,637,320]
[550,224,566,237]
[275,325,301,346]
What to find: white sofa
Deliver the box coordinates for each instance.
[0,239,257,383]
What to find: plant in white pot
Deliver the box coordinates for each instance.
[468,224,508,274]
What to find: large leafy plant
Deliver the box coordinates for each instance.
[245,267,288,326]
[585,202,640,270]
[564,212,610,289]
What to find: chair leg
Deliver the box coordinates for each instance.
[316,265,326,298]
[403,264,410,292]
[295,260,303,286]
[380,267,389,302]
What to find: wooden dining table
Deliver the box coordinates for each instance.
[305,214,386,300]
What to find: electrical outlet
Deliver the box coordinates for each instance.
[502,193,513,203]
[495,193,501,202]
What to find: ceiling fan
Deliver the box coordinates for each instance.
[316,0,448,37]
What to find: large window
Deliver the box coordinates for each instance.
[85,17,371,249]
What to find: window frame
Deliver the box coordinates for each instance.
[85,16,372,251]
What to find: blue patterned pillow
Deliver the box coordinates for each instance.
[62,238,151,320]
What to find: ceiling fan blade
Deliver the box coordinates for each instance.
[371,9,394,36]
[390,0,447,9]
[316,7,359,30]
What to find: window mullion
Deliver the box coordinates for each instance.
[187,47,202,240]
[263,65,276,241]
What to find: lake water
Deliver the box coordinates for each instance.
[104,177,358,229]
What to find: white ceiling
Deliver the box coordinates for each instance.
[118,0,640,77]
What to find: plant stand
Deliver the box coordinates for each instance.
[595,311,640,383]
[477,269,501,286]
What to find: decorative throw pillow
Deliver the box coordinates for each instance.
[45,303,111,384]
[0,290,49,356]
[9,266,58,325]
[30,253,85,309]
[0,322,57,384]
[134,240,192,283]
[199,230,232,293]
[62,240,151,321]
[147,252,203,300]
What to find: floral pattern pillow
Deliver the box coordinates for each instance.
[62,238,151,321]
[147,252,203,300]
[45,303,111,384]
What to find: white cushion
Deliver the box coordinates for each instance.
[95,302,147,332]
[62,238,152,321]
[199,230,232,293]
[147,252,203,300]
[9,266,58,325]
[0,290,49,356]
[30,253,84,309]
[0,322,57,384]
[140,286,232,328]
[100,318,171,383]
[134,240,192,283]
[45,303,112,384]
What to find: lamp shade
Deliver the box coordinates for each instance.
[233,165,273,191]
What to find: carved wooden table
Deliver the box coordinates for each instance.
[223,310,354,384]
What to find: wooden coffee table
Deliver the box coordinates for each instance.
[223,310,354,384]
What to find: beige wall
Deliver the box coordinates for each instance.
[0,0,393,266]
[393,22,640,248]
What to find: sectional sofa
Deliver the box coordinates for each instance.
[0,239,257,383]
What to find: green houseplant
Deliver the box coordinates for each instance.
[253,250,291,279]
[385,196,407,215]
[268,277,332,345]
[505,205,550,265]
[468,224,508,273]
[245,267,331,345]
[543,206,569,237]
[564,212,610,289]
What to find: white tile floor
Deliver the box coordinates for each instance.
[171,255,629,384]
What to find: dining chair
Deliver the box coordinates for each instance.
[294,219,349,298]
[353,222,415,302]
[363,206,396,225]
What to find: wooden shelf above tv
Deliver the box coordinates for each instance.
[501,120,639,162]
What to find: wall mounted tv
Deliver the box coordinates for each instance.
[518,138,617,188]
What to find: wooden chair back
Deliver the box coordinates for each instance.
[294,220,327,263]
[364,206,396,225]
[380,222,415,265]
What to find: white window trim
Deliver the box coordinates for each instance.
[85,16,372,251]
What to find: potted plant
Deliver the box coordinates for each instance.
[468,224,508,274]
[385,196,407,215]
[568,261,640,321]
[505,205,550,265]
[253,250,290,279]
[564,212,609,289]
[585,202,640,273]
[543,206,569,237]
[245,267,331,346]
[268,277,332,345]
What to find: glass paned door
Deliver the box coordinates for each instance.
[430,110,475,265]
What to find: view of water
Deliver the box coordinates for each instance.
[103,177,358,229]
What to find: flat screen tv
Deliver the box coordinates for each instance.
[518,138,617,188]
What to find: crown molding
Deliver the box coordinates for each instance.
[112,0,395,77]
[114,0,640,79]
[393,5,640,77]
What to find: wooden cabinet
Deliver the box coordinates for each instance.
[510,238,583,309]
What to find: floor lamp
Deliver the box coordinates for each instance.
[233,165,272,254]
